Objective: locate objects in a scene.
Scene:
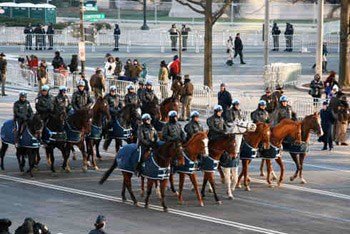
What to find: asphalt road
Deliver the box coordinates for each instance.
[0,89,350,234]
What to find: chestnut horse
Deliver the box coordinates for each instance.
[201,133,237,204]
[169,131,209,207]
[160,97,179,122]
[227,123,271,195]
[99,141,185,212]
[237,119,302,189]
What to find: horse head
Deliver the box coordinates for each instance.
[159,141,185,166]
[29,113,44,139]
[258,123,271,150]
[230,119,257,134]
[94,97,111,122]
[304,112,324,138]
[184,131,209,158]
[69,108,93,134]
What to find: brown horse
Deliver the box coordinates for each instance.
[289,113,323,184]
[169,131,209,207]
[234,123,271,192]
[160,97,179,122]
[237,119,302,189]
[201,133,237,204]
[99,141,185,212]
[86,97,111,170]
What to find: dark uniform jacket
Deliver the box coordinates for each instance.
[52,56,64,69]
[251,108,270,123]
[162,121,186,143]
[124,92,140,107]
[140,89,158,105]
[310,79,323,98]
[260,94,277,113]
[54,93,71,114]
[13,100,33,123]
[217,90,232,112]
[272,25,281,36]
[184,120,203,140]
[104,93,121,117]
[234,37,243,51]
[226,107,242,123]
[137,124,158,149]
[35,94,54,120]
[46,25,54,35]
[71,90,93,111]
[320,108,336,127]
[207,114,227,140]
[15,221,50,234]
[24,25,33,34]
[272,105,297,125]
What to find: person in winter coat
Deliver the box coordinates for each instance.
[90,67,106,98]
[0,218,11,234]
[217,83,232,121]
[169,24,178,51]
[104,56,116,79]
[24,23,33,50]
[71,80,93,111]
[114,57,123,78]
[52,51,65,70]
[233,33,246,64]
[184,111,203,141]
[35,85,54,123]
[334,96,349,146]
[226,36,234,66]
[179,74,194,121]
[272,22,281,51]
[158,60,169,99]
[260,87,276,113]
[320,101,336,150]
[68,54,79,74]
[169,55,180,81]
[181,24,191,51]
[88,215,107,234]
[324,71,338,99]
[251,100,270,123]
[54,85,71,116]
[130,59,143,81]
[46,23,55,50]
[171,75,183,100]
[104,85,122,120]
[0,53,7,96]
[13,91,33,142]
[207,105,227,141]
[162,111,186,143]
[284,23,294,52]
[15,217,50,234]
[309,74,324,105]
[37,60,48,92]
[113,24,121,51]
[226,99,243,124]
[123,59,132,78]
[271,95,297,126]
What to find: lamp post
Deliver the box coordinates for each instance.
[79,0,85,73]
[264,0,270,66]
[315,0,324,78]
[141,0,149,30]
[177,29,182,75]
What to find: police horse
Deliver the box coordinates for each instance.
[100,141,185,212]
[0,114,43,177]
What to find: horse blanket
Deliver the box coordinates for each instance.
[108,119,132,139]
[239,140,258,160]
[220,151,239,168]
[258,144,281,159]
[173,152,197,174]
[87,124,102,140]
[199,155,219,172]
[64,122,82,143]
[42,127,66,143]
[116,143,140,174]
[1,120,40,148]
[282,141,309,154]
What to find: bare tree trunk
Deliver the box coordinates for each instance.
[204,1,213,88]
[339,0,350,88]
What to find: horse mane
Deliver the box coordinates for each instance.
[184,131,207,147]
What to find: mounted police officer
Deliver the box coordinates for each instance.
[71,80,93,111]
[271,95,297,125]
[251,100,270,123]
[13,91,33,144]
[136,113,158,175]
[124,84,140,107]
[54,85,71,116]
[140,81,159,114]
[184,111,203,141]
[207,105,228,141]
[104,85,122,120]
[226,99,242,123]
[162,111,186,143]
[137,80,145,100]
[35,85,54,123]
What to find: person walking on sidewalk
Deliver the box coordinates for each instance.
[226,36,234,66]
[234,33,246,64]
[272,22,281,51]
[113,24,121,51]
[179,74,194,121]
[0,53,7,96]
[46,23,55,50]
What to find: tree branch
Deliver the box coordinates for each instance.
[187,0,205,10]
[175,0,205,15]
[212,0,233,26]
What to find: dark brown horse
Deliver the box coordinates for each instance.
[289,113,323,184]
[169,131,209,207]
[201,133,237,204]
[86,97,111,170]
[236,123,271,192]
[160,97,179,122]
[99,141,185,212]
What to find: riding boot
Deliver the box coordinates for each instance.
[103,138,112,151]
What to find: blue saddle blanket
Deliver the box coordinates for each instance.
[258,144,281,159]
[116,143,140,174]
[108,120,132,139]
[282,141,309,153]
[1,120,40,148]
[198,155,219,172]
[240,140,258,160]
[64,123,81,143]
[220,152,239,168]
[142,156,170,180]
[42,127,66,143]
[173,152,197,174]
[87,124,103,140]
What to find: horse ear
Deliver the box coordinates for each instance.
[205,130,209,136]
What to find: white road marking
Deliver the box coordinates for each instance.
[0,174,287,234]
[283,159,350,173]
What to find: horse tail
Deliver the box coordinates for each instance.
[99,158,117,185]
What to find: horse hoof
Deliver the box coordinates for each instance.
[277,181,283,187]
[260,173,265,177]
[173,191,179,197]
[65,167,71,173]
[178,200,184,205]
[228,196,234,200]
[134,202,140,207]
[82,166,88,173]
[217,200,222,205]
[208,188,213,193]
[199,201,204,207]
[87,161,92,167]
[300,178,307,184]
[32,167,39,172]
[144,204,149,209]
[237,183,242,189]
[122,198,127,203]
[140,191,144,197]
[290,176,295,182]
[94,166,99,171]
[268,184,274,188]
[272,175,278,181]
[245,186,251,191]
[163,207,168,212]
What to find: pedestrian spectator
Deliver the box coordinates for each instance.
[37,60,48,92]
[179,74,194,121]
[123,59,132,78]
[169,55,180,81]
[140,63,148,80]
[90,67,105,98]
[335,95,349,146]
[312,42,329,73]
[0,53,7,96]
[171,75,183,100]
[169,24,178,51]
[89,215,107,234]
[260,87,276,113]
[272,84,284,108]
[181,24,191,51]
[104,56,116,79]
[218,83,232,121]
[320,101,336,151]
[0,218,11,234]
[234,33,246,64]
[46,23,55,50]
[272,22,281,51]
[113,24,121,51]
[15,217,50,234]
[309,74,323,105]
[324,71,338,99]
[26,54,39,72]
[130,59,143,82]
[114,57,123,78]
[79,72,89,92]
[33,24,45,50]
[24,23,33,50]
[158,60,169,99]
[284,23,294,52]
[68,54,79,74]
[52,51,65,70]
[226,36,234,66]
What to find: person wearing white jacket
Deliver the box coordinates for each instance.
[104,56,116,79]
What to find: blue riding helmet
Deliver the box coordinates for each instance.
[141,113,152,120]
[168,110,178,117]
[232,99,240,105]
[77,80,85,87]
[280,95,288,102]
[127,84,135,90]
[59,85,67,91]
[145,80,152,86]
[110,85,117,91]
[41,85,50,91]
[190,111,200,118]
[19,91,27,97]
[214,105,223,112]
[258,100,267,106]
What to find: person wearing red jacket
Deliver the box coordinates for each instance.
[169,55,180,81]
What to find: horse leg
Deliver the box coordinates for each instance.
[289,153,299,182]
[48,147,56,173]
[121,179,127,202]
[71,145,77,161]
[223,167,233,199]
[275,157,285,186]
[27,150,35,177]
[231,167,239,192]
[177,173,185,204]
[125,175,139,206]
[78,142,88,172]
[237,162,245,189]
[160,180,169,212]
[115,139,122,153]
[62,143,71,172]
[218,165,225,184]
[144,179,154,209]
[91,140,98,170]
[266,159,274,187]
[16,149,24,172]
[299,153,307,184]
[169,173,178,195]
[140,176,145,197]
[243,160,251,191]
[201,173,208,198]
[95,139,101,159]
[260,159,265,177]
[189,173,204,207]
[208,172,221,204]
[0,143,9,170]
